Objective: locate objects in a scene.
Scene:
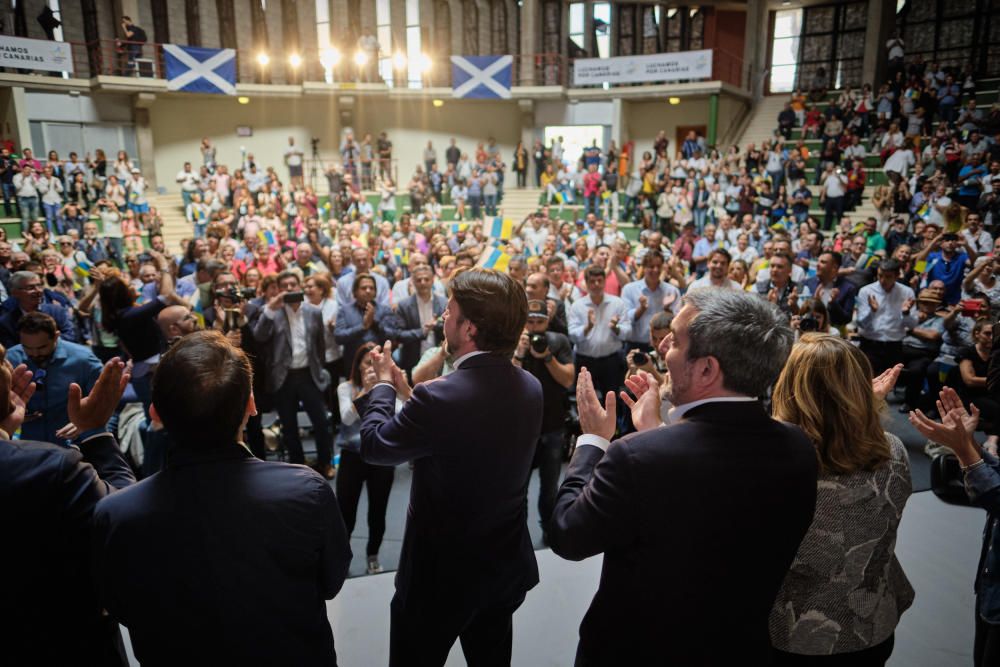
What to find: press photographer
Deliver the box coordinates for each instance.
[624,311,673,385]
[514,299,574,543]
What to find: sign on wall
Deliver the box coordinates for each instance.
[0,35,74,74]
[572,49,712,87]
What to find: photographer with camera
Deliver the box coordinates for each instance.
[253,270,335,478]
[624,311,673,386]
[513,299,574,544]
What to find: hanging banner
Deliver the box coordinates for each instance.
[572,49,712,86]
[0,35,74,73]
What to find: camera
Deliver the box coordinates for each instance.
[799,315,820,332]
[215,286,257,302]
[632,351,649,366]
[283,291,305,304]
[530,333,548,354]
[960,299,986,318]
[138,252,152,264]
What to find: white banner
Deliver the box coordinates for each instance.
[573,49,712,86]
[0,35,74,73]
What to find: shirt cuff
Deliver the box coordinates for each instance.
[576,433,611,452]
[76,430,110,446]
[263,306,279,319]
[372,382,396,393]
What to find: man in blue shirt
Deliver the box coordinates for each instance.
[0,271,77,348]
[6,311,102,444]
[957,153,988,212]
[915,232,972,305]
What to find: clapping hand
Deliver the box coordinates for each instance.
[621,370,663,433]
[370,341,412,401]
[67,358,130,433]
[0,363,36,436]
[576,367,616,441]
[868,294,880,311]
[909,387,981,465]
[871,363,903,401]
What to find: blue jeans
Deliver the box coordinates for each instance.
[1,182,16,217]
[18,195,38,231]
[484,194,497,217]
[468,194,482,220]
[43,202,62,234]
[181,190,194,208]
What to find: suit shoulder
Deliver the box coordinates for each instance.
[1,438,83,468]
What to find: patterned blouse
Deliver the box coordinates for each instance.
[769,433,914,655]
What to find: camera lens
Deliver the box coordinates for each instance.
[633,351,648,366]
[530,334,548,354]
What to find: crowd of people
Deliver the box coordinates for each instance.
[2,56,1000,665]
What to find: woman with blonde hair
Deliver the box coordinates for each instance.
[769,334,913,665]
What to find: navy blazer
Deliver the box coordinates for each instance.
[355,353,543,611]
[0,298,77,349]
[0,434,135,666]
[549,401,818,666]
[334,300,395,370]
[385,293,447,374]
[801,275,857,326]
[92,444,352,667]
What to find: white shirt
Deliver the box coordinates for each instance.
[568,294,631,357]
[855,281,918,342]
[176,170,199,192]
[577,396,757,451]
[416,293,435,355]
[265,304,309,368]
[689,275,743,291]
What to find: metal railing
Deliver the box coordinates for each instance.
[20,38,745,91]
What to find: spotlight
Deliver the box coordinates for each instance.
[320,47,341,68]
[414,53,432,73]
[432,99,444,107]
[392,52,407,70]
[354,51,368,66]
[288,53,302,68]
[238,96,250,104]
[668,97,681,105]
[256,52,270,66]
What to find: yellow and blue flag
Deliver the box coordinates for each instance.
[479,248,512,272]
[488,217,514,240]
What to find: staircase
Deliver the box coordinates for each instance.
[738,95,789,148]
[499,187,544,223]
[148,193,190,255]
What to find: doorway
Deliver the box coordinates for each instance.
[675,125,706,157]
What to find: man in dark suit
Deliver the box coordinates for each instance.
[801,250,858,327]
[0,270,77,348]
[92,331,352,666]
[253,270,335,477]
[549,288,818,666]
[357,268,543,667]
[386,264,447,378]
[1,355,135,666]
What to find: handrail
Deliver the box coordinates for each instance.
[21,38,747,91]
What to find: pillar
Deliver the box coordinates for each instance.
[519,0,537,85]
[742,0,766,100]
[610,97,624,149]
[134,94,157,188]
[707,93,719,147]
[1,87,32,153]
[862,0,896,89]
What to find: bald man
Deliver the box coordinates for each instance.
[157,305,200,346]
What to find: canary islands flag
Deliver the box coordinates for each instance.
[488,217,514,240]
[479,248,512,272]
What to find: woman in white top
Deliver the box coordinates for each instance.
[304,272,344,418]
[336,341,403,575]
[378,177,397,222]
[114,150,134,182]
[104,175,127,208]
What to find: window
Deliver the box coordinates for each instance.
[594,3,610,58]
[897,0,1000,76]
[770,9,802,93]
[569,3,585,54]
[406,0,422,87]
[376,0,392,85]
[315,0,334,83]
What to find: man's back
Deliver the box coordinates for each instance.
[551,401,817,665]
[92,447,351,666]
[360,353,543,607]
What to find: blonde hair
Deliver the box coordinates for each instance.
[772,334,890,475]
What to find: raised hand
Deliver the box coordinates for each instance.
[621,370,663,433]
[937,386,980,436]
[362,302,376,329]
[868,294,880,312]
[0,363,36,436]
[67,358,130,432]
[871,363,903,401]
[909,405,979,466]
[576,367,616,441]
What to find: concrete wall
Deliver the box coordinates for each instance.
[146,93,526,191]
[623,94,745,158]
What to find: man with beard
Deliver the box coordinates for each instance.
[5,312,102,444]
[548,289,817,665]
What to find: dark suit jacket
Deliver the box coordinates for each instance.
[549,401,818,666]
[252,302,330,394]
[356,353,543,611]
[801,276,857,326]
[0,434,135,666]
[334,299,395,371]
[91,444,352,667]
[385,293,447,374]
[0,298,77,348]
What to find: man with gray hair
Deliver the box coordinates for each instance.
[0,271,77,348]
[548,288,818,666]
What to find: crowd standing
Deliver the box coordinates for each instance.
[2,52,1000,665]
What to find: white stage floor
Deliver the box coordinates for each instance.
[122,490,986,666]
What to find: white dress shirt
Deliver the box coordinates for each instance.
[265,304,309,368]
[855,281,918,342]
[568,294,631,358]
